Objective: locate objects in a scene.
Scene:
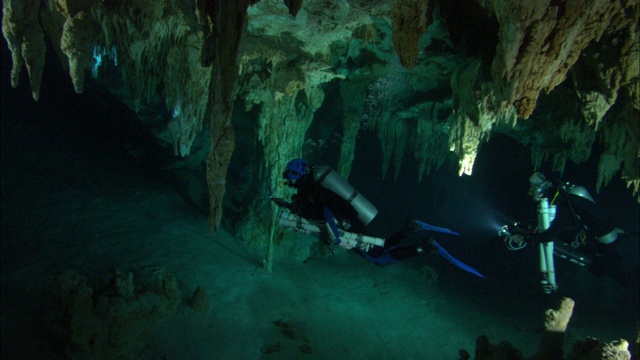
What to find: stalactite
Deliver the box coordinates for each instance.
[597,104,640,200]
[531,150,549,173]
[2,0,46,101]
[53,0,100,94]
[579,0,640,111]
[375,106,408,181]
[482,0,631,119]
[598,121,625,191]
[391,118,407,181]
[362,55,412,181]
[524,118,596,178]
[396,101,452,182]
[555,120,596,176]
[390,0,434,69]
[233,85,325,246]
[162,30,212,156]
[620,105,640,203]
[202,0,258,234]
[60,10,99,94]
[338,79,368,180]
[283,0,304,17]
[31,0,215,157]
[451,115,483,177]
[627,180,640,203]
[578,91,614,131]
[416,102,450,181]
[449,59,499,176]
[3,0,637,233]
[261,88,325,197]
[232,27,334,244]
[97,0,212,150]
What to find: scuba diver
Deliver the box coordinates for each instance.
[271,158,484,278]
[499,171,638,291]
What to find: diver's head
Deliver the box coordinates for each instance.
[529,172,553,201]
[283,158,310,186]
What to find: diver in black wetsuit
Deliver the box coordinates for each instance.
[271,159,485,280]
[503,172,638,286]
[271,158,433,265]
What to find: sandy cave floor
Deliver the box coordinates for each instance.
[0,139,541,359]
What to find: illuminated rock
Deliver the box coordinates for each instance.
[2,0,46,101]
[3,0,638,238]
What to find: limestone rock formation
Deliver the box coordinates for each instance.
[2,0,46,101]
[189,285,209,313]
[459,297,637,360]
[480,0,636,119]
[391,0,434,69]
[60,9,98,94]
[198,0,258,234]
[2,0,638,240]
[48,268,182,360]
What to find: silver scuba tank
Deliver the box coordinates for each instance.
[313,165,378,225]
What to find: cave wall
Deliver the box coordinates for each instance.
[2,0,638,243]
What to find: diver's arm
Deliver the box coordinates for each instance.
[530,228,558,244]
[508,225,556,245]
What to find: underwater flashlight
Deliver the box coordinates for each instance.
[498,224,511,237]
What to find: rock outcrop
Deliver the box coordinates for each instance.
[459,297,638,360]
[2,0,638,239]
[48,268,182,360]
[2,0,46,101]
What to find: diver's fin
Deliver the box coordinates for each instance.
[433,241,485,279]
[415,220,460,236]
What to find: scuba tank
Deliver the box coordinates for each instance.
[312,165,378,225]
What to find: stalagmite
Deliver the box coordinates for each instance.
[462,297,635,360]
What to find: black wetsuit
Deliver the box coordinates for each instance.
[289,173,363,233]
[532,192,632,284]
[287,172,426,265]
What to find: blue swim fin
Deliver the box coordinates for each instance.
[432,240,485,279]
[415,220,460,236]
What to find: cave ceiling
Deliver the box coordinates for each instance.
[2,0,639,234]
